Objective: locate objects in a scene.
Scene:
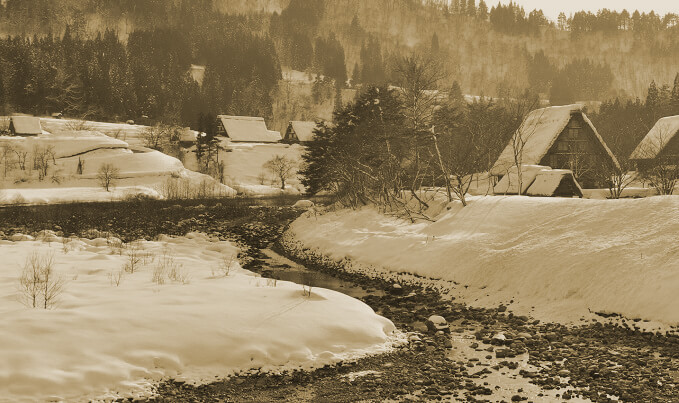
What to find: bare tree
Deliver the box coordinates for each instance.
[40,253,65,309]
[97,163,120,192]
[0,144,14,177]
[19,252,64,309]
[32,145,56,181]
[595,125,635,199]
[141,124,173,150]
[636,124,679,195]
[507,101,544,193]
[13,148,28,171]
[393,53,447,204]
[264,155,297,190]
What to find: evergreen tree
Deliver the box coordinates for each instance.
[477,1,489,21]
[351,62,361,86]
[467,0,476,17]
[671,73,679,114]
[431,33,440,54]
[646,80,659,108]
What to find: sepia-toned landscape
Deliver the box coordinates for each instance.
[1,1,679,402]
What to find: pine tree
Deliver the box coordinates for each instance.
[670,73,679,114]
[646,80,659,108]
[351,62,360,86]
[431,32,440,54]
[467,0,476,17]
[477,0,488,21]
[558,12,568,30]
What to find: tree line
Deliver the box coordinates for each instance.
[0,14,280,130]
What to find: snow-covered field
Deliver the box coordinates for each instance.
[40,118,150,147]
[288,196,679,325]
[0,233,397,402]
[0,130,234,204]
[183,142,307,196]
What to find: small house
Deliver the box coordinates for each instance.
[490,104,619,188]
[283,121,317,144]
[10,116,43,136]
[179,127,198,147]
[493,165,583,198]
[216,115,281,143]
[525,169,583,198]
[629,115,679,172]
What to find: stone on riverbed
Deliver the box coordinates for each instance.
[426,315,450,333]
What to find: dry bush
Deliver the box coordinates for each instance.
[108,269,124,287]
[154,248,189,285]
[156,177,226,200]
[213,253,236,277]
[65,119,93,131]
[19,252,64,309]
[124,240,144,273]
[107,236,125,255]
[301,272,314,297]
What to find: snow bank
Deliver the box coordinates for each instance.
[0,234,396,402]
[288,196,679,325]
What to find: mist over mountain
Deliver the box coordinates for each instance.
[0,0,676,126]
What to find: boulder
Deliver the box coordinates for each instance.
[426,315,450,333]
[293,200,315,209]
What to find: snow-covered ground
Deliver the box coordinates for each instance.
[0,233,398,402]
[183,142,307,196]
[40,118,151,147]
[0,130,234,204]
[287,196,679,325]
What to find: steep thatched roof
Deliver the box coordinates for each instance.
[286,121,317,142]
[10,116,43,135]
[490,104,619,176]
[526,169,583,198]
[217,115,281,143]
[629,115,679,160]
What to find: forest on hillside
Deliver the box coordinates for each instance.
[0,0,677,131]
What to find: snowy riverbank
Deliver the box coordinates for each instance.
[0,233,397,402]
[287,196,679,326]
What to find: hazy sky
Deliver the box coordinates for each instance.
[499,0,677,21]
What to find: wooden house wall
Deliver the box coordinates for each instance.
[539,114,612,188]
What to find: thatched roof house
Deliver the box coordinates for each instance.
[283,121,317,143]
[216,116,281,143]
[10,116,43,136]
[490,104,619,188]
[525,169,583,198]
[629,115,679,170]
[493,165,583,198]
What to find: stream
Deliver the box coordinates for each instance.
[249,247,589,402]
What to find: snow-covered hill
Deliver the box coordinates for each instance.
[0,129,234,204]
[0,233,397,401]
[288,196,679,325]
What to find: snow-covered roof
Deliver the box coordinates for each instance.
[526,169,583,198]
[493,165,548,195]
[179,127,198,143]
[217,115,281,143]
[11,116,43,135]
[490,104,619,175]
[629,115,679,160]
[287,121,317,142]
